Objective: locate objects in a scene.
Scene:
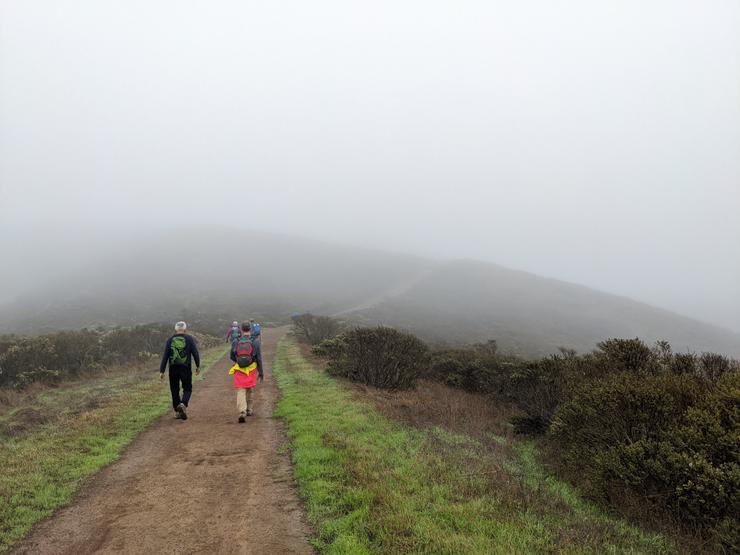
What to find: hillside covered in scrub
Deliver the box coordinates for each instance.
[299,319,739,552]
[2,228,739,358]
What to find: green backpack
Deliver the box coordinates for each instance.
[170,336,188,366]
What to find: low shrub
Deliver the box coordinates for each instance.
[549,372,704,477]
[430,351,504,394]
[698,352,736,383]
[596,337,658,373]
[548,371,738,551]
[292,313,342,345]
[314,326,429,389]
[505,347,618,433]
[439,337,737,436]
[507,356,570,434]
[0,324,220,389]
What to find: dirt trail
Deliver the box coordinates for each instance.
[13,327,314,555]
[330,265,436,318]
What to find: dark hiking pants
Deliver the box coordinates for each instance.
[169,365,193,410]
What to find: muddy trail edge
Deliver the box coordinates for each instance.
[13,327,314,555]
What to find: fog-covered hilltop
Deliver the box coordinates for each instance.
[2,228,738,357]
[345,260,740,357]
[0,228,433,334]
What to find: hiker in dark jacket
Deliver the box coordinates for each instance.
[160,321,200,421]
[230,322,263,377]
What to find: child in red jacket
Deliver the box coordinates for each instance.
[229,322,264,422]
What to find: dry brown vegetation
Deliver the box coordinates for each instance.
[0,358,156,438]
[352,379,520,440]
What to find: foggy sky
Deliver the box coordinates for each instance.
[1,0,739,331]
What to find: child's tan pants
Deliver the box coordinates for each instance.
[236,387,254,414]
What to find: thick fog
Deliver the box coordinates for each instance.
[1,0,739,332]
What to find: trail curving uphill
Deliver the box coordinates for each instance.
[13,327,313,555]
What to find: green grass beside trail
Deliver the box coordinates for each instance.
[273,338,675,555]
[0,347,227,553]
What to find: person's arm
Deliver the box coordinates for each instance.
[159,338,171,374]
[255,342,264,379]
[229,339,237,362]
[189,335,201,369]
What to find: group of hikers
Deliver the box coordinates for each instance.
[158,319,263,423]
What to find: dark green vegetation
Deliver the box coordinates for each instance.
[431,338,740,551]
[2,230,738,358]
[274,337,674,554]
[434,338,739,552]
[314,326,429,390]
[0,342,227,553]
[292,312,344,345]
[550,371,739,552]
[307,323,738,552]
[0,324,220,389]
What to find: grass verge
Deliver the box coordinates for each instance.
[273,338,676,554]
[0,347,227,553]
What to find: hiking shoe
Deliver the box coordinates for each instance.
[174,411,182,419]
[238,413,246,423]
[246,409,253,416]
[177,403,188,421]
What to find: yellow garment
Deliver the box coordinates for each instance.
[229,362,257,375]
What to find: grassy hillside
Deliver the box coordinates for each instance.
[273,337,675,554]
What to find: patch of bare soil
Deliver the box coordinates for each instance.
[13,327,314,555]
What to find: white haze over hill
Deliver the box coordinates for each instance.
[1,1,739,332]
[1,228,738,358]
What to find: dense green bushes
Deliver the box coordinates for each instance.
[549,372,704,476]
[549,371,738,549]
[316,328,737,549]
[426,335,738,550]
[0,324,220,389]
[314,326,429,389]
[427,340,509,393]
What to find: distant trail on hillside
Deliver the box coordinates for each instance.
[13,328,313,555]
[331,265,437,318]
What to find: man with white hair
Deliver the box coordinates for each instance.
[159,321,201,421]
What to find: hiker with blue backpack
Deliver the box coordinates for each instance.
[248,318,263,368]
[229,321,263,423]
[160,321,200,421]
[249,319,261,341]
